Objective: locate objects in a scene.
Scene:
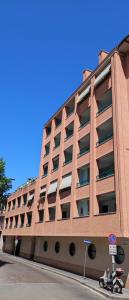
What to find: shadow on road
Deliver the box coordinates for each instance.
[0,260,13,267]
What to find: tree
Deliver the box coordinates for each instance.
[0,159,13,210]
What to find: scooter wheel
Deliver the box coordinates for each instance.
[99,280,104,288]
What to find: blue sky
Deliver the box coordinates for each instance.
[0,0,129,191]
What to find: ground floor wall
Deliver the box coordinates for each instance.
[3,235,129,286]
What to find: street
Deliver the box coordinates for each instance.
[0,252,105,300]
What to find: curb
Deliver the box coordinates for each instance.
[1,252,129,300]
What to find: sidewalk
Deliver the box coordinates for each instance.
[1,251,129,300]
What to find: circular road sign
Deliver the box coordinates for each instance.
[108,234,117,245]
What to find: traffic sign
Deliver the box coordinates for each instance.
[109,244,117,255]
[108,234,117,245]
[83,240,92,245]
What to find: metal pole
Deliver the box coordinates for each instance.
[112,255,115,272]
[83,245,87,278]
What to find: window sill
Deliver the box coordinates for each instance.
[46,219,55,222]
[73,215,89,219]
[94,211,116,216]
[96,173,114,181]
[96,136,113,147]
[35,221,44,224]
[57,218,70,221]
[76,182,90,188]
[96,104,112,117]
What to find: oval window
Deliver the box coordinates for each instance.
[43,241,48,252]
[88,243,96,259]
[115,245,125,264]
[69,242,76,256]
[55,241,60,254]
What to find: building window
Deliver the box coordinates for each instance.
[14,215,18,228]
[69,242,76,256]
[65,122,74,140]
[38,210,44,223]
[88,243,96,259]
[55,241,60,253]
[65,99,75,117]
[26,212,32,227]
[78,134,90,157]
[77,165,90,187]
[46,123,51,137]
[97,118,113,146]
[49,207,56,221]
[97,152,114,180]
[17,196,21,208]
[77,198,89,217]
[44,142,50,157]
[54,133,61,149]
[43,163,48,177]
[79,107,90,128]
[115,246,125,265]
[23,193,27,206]
[61,203,70,219]
[20,214,25,227]
[97,192,116,214]
[97,89,112,115]
[64,146,73,165]
[55,112,62,127]
[52,155,59,172]
[43,241,48,252]
[12,199,16,210]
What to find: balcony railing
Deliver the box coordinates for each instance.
[96,134,113,146]
[79,120,90,130]
[77,148,90,158]
[77,180,90,188]
[63,159,72,166]
[96,104,112,116]
[97,168,114,180]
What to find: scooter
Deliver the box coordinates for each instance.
[99,268,124,294]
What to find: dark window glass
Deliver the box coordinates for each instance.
[55,241,60,253]
[69,242,76,256]
[43,241,48,252]
[88,243,96,259]
[115,246,125,264]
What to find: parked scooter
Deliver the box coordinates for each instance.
[99,268,124,294]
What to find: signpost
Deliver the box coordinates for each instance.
[83,240,92,278]
[108,234,117,272]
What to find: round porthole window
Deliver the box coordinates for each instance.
[115,245,125,265]
[55,241,60,254]
[43,241,48,252]
[88,243,96,259]
[69,242,76,256]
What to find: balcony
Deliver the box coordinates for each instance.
[96,89,112,116]
[76,198,89,217]
[78,134,90,158]
[97,191,116,215]
[52,155,59,172]
[53,133,61,150]
[61,203,70,220]
[44,142,50,157]
[63,146,73,166]
[97,152,114,181]
[78,107,90,130]
[65,98,75,118]
[55,112,62,129]
[97,118,113,146]
[77,165,90,188]
[65,122,74,141]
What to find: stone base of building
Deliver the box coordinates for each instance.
[2,235,129,285]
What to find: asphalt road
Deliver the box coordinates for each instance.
[0,252,105,300]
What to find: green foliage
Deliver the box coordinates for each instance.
[0,159,13,208]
